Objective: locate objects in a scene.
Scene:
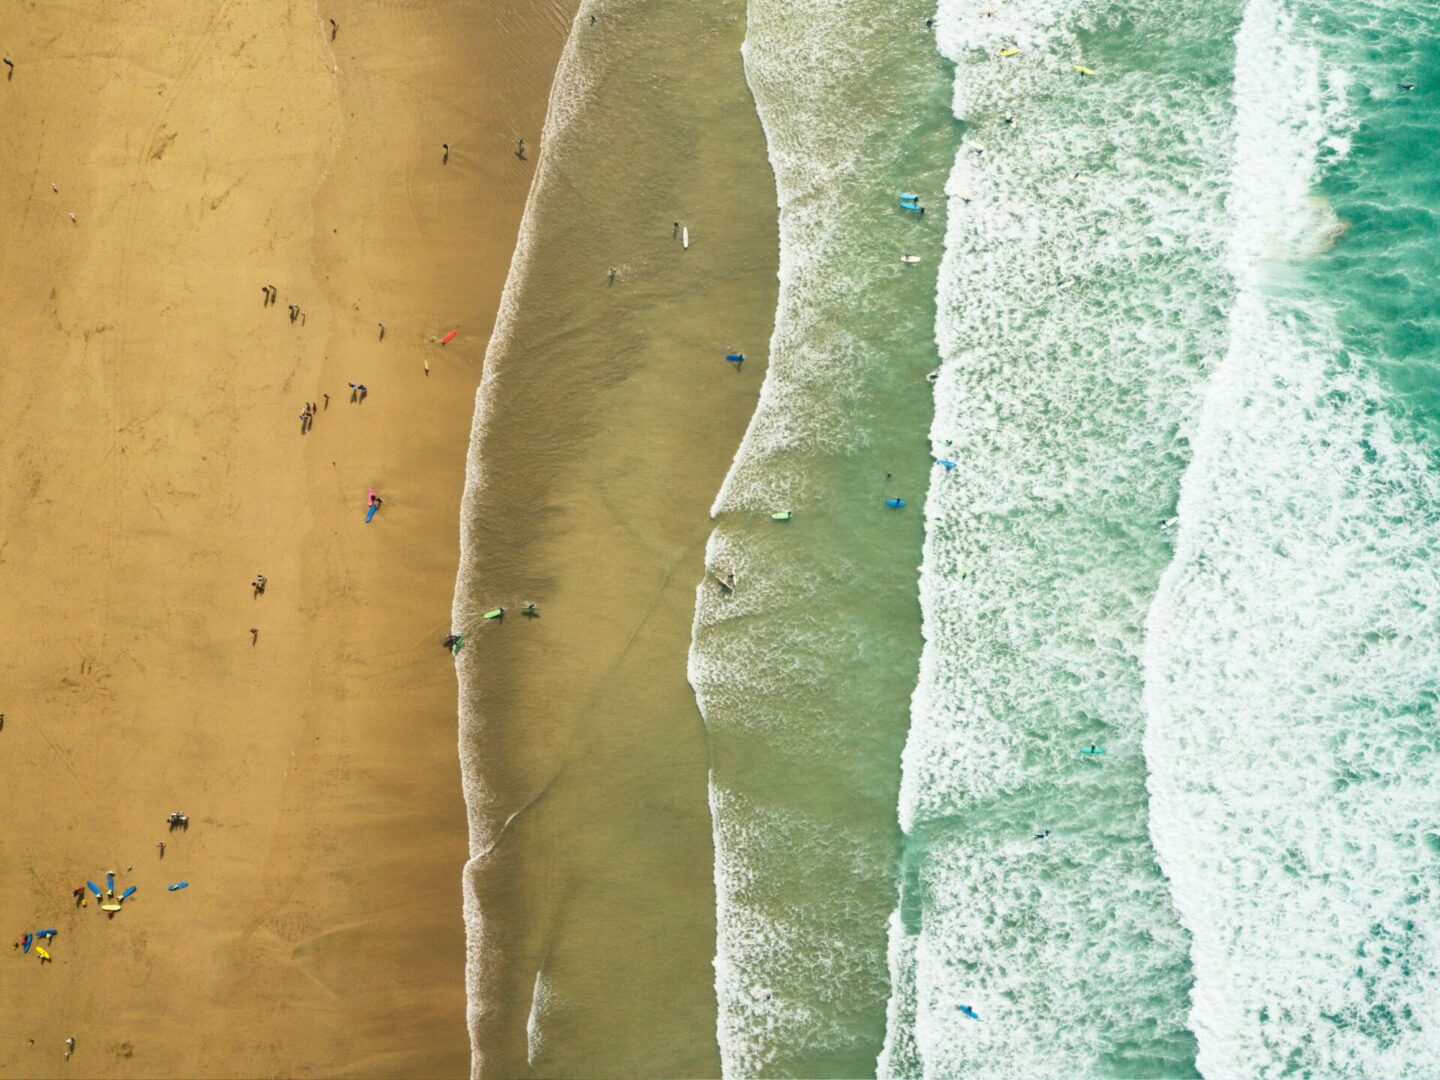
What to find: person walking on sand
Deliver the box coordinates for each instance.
[3,58,13,80]
[289,304,299,323]
[253,573,266,597]
[515,137,526,160]
[155,841,165,858]
[442,143,449,165]
[250,627,259,645]
[323,392,329,409]
[329,18,338,39]
[300,406,311,433]
[378,322,385,341]
[608,267,616,285]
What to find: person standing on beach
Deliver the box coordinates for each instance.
[323,393,329,409]
[516,137,526,160]
[250,628,258,645]
[442,143,449,165]
[329,18,338,39]
[3,58,12,79]
[378,322,385,341]
[608,267,616,285]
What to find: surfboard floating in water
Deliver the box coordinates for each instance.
[1000,46,1020,57]
[726,353,745,364]
[771,511,792,521]
[959,1004,980,1021]
[901,254,921,264]
[440,330,458,345]
[885,498,906,509]
[483,608,504,620]
[1080,746,1106,755]
[1074,64,1095,76]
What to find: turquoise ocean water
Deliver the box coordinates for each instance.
[682,0,1440,1076]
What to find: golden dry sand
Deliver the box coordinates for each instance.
[0,1,573,1075]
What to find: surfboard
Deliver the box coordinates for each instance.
[1074,64,1094,75]
[1080,746,1106,755]
[85,881,101,898]
[1000,47,1020,57]
[885,498,906,508]
[35,946,50,961]
[483,608,504,620]
[726,353,745,364]
[682,226,689,249]
[366,503,378,523]
[771,511,792,521]
[119,886,136,903]
[100,902,122,912]
[959,1005,980,1021]
[167,882,189,892]
[440,330,458,345]
[22,933,31,953]
[901,254,921,264]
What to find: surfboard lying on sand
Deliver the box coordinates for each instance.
[167,882,189,892]
[682,225,690,249]
[366,503,379,523]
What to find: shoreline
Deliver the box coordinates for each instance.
[0,2,571,1075]
[452,0,780,1072]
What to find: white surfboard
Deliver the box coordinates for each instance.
[901,254,921,264]
[682,225,689,250]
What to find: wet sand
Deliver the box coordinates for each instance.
[0,1,572,1076]
[454,1,779,1075]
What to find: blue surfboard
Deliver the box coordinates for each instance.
[366,503,379,523]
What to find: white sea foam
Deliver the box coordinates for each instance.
[449,4,603,1076]
[1143,0,1440,1074]
[883,0,1240,1073]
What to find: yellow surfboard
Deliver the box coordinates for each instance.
[1074,64,1095,75]
[1000,47,1020,57]
[100,902,122,913]
[35,946,50,961]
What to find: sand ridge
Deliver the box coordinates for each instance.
[0,1,573,1076]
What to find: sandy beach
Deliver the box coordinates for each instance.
[0,1,572,1075]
